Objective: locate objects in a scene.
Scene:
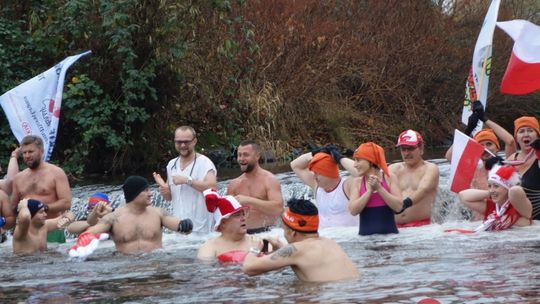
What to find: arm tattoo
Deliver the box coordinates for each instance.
[102,213,118,226]
[270,244,297,261]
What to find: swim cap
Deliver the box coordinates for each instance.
[514,116,540,138]
[488,165,520,189]
[474,129,500,150]
[87,192,110,209]
[122,176,149,203]
[308,153,339,178]
[396,130,423,147]
[27,199,48,218]
[353,142,390,177]
[281,208,319,233]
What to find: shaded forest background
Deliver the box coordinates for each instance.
[0,0,539,178]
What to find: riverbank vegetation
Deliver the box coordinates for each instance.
[0,0,539,177]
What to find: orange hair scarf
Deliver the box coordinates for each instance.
[353,142,390,177]
[308,153,339,178]
[281,208,319,233]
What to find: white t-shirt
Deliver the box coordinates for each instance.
[315,177,359,229]
[166,154,217,234]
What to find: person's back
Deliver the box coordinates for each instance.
[291,236,358,282]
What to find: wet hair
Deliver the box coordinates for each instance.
[287,198,318,216]
[21,135,44,150]
[239,140,261,153]
[175,126,197,138]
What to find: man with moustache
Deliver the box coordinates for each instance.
[153,126,217,233]
[389,130,439,227]
[227,140,283,234]
[11,135,72,243]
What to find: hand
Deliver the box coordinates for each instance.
[464,112,479,136]
[261,236,284,252]
[177,219,193,234]
[484,156,504,170]
[69,232,109,259]
[367,174,380,191]
[11,147,20,159]
[152,172,167,187]
[326,145,344,164]
[472,100,486,122]
[17,199,28,213]
[310,145,332,156]
[172,175,188,185]
[57,212,75,229]
[530,139,540,151]
[93,202,113,218]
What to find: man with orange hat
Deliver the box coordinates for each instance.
[390,130,439,227]
[227,140,284,234]
[290,145,359,228]
[242,198,359,282]
[197,189,274,263]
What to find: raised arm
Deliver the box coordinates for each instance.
[0,148,20,195]
[12,200,31,241]
[46,211,75,232]
[153,172,172,201]
[458,188,489,215]
[290,152,317,190]
[484,120,516,157]
[160,209,193,234]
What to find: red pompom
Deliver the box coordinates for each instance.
[496,166,516,180]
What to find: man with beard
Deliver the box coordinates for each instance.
[389,130,439,227]
[11,135,72,243]
[227,140,283,234]
[153,126,217,233]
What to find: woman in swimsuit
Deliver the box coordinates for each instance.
[348,142,406,235]
[507,116,540,220]
[459,165,532,231]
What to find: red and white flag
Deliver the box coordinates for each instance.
[497,20,540,95]
[0,51,91,161]
[450,130,485,193]
[462,0,501,131]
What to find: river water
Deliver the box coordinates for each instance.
[1,159,540,303]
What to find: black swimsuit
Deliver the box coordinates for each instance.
[515,153,540,220]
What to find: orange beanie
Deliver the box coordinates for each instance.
[514,116,540,138]
[474,129,500,150]
[308,153,339,178]
[353,142,389,177]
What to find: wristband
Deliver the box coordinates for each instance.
[249,247,261,256]
[395,197,413,214]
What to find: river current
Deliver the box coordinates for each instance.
[1,159,540,303]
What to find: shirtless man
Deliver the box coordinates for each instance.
[227,140,283,234]
[11,135,72,243]
[389,130,439,227]
[70,176,193,256]
[153,126,217,234]
[242,198,359,282]
[290,145,358,228]
[13,199,74,255]
[197,190,271,263]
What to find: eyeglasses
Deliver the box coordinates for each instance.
[174,138,194,145]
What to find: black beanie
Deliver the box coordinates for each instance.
[27,199,48,218]
[122,176,149,203]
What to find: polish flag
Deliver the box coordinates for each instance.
[497,20,540,95]
[449,130,485,193]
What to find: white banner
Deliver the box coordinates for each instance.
[461,0,500,129]
[0,50,91,161]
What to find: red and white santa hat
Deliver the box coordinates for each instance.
[203,189,249,231]
[488,165,521,189]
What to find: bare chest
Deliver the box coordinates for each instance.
[234,178,268,199]
[112,214,162,243]
[18,172,56,198]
